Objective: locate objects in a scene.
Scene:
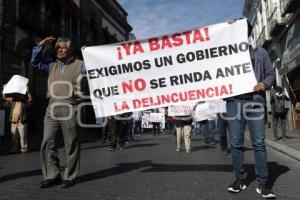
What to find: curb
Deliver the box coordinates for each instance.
[265,138,300,162]
[245,133,300,162]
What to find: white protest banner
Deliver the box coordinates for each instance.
[133,111,142,121]
[209,100,227,113]
[3,75,28,95]
[141,111,152,128]
[149,112,165,123]
[141,111,165,128]
[82,19,257,117]
[168,103,195,116]
[193,102,217,121]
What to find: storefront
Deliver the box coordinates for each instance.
[281,14,300,130]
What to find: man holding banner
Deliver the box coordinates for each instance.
[168,104,195,153]
[82,19,258,118]
[82,18,275,198]
[2,76,32,154]
[225,19,276,199]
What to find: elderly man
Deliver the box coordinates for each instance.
[31,36,85,188]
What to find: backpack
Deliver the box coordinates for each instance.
[274,94,285,114]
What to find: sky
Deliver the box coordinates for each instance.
[118,0,245,39]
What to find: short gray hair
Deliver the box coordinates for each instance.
[55,37,73,50]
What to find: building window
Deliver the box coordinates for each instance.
[88,17,97,43]
[18,0,41,28]
[64,14,72,36]
[72,18,78,41]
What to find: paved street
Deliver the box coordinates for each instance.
[0,132,300,200]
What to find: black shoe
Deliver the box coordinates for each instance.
[210,139,216,145]
[227,178,247,193]
[223,149,229,155]
[256,185,276,199]
[40,177,62,188]
[61,180,76,188]
[203,138,209,144]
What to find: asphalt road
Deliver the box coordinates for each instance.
[0,132,299,200]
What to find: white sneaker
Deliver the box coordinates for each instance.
[256,185,276,199]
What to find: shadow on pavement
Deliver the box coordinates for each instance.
[81,144,110,151]
[191,145,216,152]
[0,161,289,189]
[131,138,156,143]
[244,162,289,188]
[142,161,289,189]
[143,163,233,172]
[125,143,159,149]
[0,169,41,183]
[77,160,153,184]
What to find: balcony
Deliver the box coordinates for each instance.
[256,27,266,47]
[97,0,132,32]
[262,38,272,49]
[268,7,286,36]
[256,26,272,48]
[281,0,300,16]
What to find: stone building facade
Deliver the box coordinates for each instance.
[243,0,300,130]
[0,0,132,141]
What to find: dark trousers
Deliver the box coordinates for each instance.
[101,119,112,142]
[217,115,229,151]
[126,119,134,141]
[273,113,287,138]
[134,120,142,135]
[110,119,126,148]
[152,122,160,135]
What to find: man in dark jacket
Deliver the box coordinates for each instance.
[226,19,276,199]
[271,86,289,141]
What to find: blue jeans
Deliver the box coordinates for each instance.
[169,122,176,135]
[226,99,268,186]
[126,119,134,141]
[199,120,216,139]
[217,114,228,151]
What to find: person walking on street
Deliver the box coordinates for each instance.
[3,87,32,153]
[151,108,161,135]
[217,113,230,155]
[174,115,193,153]
[226,19,276,199]
[109,113,132,151]
[31,36,86,188]
[271,86,289,141]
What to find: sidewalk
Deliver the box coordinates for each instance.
[263,127,300,161]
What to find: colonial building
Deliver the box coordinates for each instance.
[0,0,132,141]
[243,0,300,130]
